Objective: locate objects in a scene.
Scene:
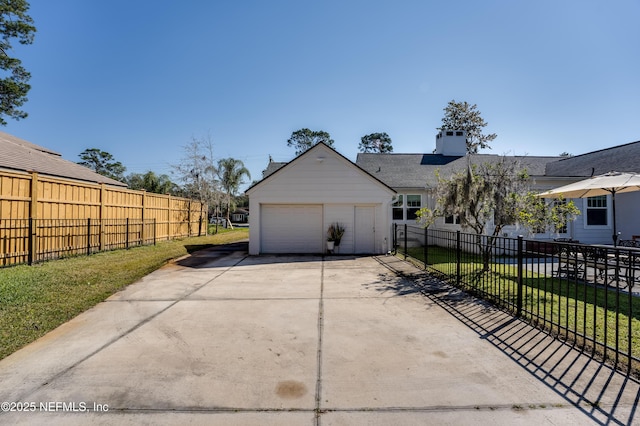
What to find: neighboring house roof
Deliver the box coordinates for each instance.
[262,161,287,178]
[247,142,396,194]
[0,131,127,187]
[545,140,640,177]
[356,152,559,189]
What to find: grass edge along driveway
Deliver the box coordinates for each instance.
[0,228,249,360]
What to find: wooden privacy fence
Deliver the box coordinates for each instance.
[0,170,207,266]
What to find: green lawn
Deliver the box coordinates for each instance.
[404,245,640,374]
[0,228,249,360]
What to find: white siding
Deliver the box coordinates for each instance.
[324,204,355,254]
[615,192,640,242]
[247,144,395,255]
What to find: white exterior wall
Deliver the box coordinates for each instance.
[247,144,395,255]
[565,194,640,245]
[616,192,640,241]
[435,130,467,156]
[390,188,435,225]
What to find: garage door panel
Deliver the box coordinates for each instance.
[261,205,323,253]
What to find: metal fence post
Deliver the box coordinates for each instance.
[456,230,461,286]
[87,218,91,256]
[423,227,428,270]
[393,223,397,254]
[516,235,524,317]
[403,223,408,260]
[28,218,34,265]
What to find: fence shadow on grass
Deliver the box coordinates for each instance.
[376,257,640,426]
[460,266,640,324]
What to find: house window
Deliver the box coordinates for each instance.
[445,215,461,224]
[586,195,608,226]
[406,195,421,220]
[392,195,404,220]
[392,194,422,221]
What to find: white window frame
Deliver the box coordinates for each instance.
[444,215,461,225]
[406,194,422,220]
[392,195,404,221]
[584,195,611,229]
[391,194,422,221]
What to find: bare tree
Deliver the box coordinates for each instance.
[172,134,220,231]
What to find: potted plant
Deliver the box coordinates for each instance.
[326,236,335,251]
[327,222,345,247]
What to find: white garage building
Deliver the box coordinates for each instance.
[246,143,396,255]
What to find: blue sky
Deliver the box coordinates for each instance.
[4,1,640,190]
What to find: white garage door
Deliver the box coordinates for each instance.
[261,204,323,253]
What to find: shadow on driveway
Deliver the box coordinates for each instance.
[176,241,249,268]
[376,255,640,426]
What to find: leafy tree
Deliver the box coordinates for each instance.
[126,171,178,195]
[415,207,438,229]
[438,100,497,153]
[217,157,251,225]
[0,0,36,126]
[518,194,579,236]
[359,132,393,153]
[78,148,126,182]
[287,128,334,155]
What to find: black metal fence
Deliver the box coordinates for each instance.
[393,223,640,376]
[0,218,203,267]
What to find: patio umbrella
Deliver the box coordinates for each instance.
[537,171,640,245]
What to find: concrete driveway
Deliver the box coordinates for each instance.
[1,243,638,425]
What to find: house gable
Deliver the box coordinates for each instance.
[247,143,395,202]
[247,143,396,255]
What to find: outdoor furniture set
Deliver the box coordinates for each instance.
[554,243,640,289]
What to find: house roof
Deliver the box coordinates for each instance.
[356,152,559,189]
[0,131,127,187]
[261,161,287,178]
[246,142,396,194]
[545,140,640,177]
[355,153,459,188]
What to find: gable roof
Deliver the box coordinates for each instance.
[356,152,559,189]
[0,131,127,187]
[246,142,396,194]
[545,140,640,177]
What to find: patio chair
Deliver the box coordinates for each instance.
[554,244,586,281]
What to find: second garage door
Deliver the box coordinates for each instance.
[260,204,323,253]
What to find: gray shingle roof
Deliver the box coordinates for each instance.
[262,161,287,178]
[0,131,127,187]
[545,141,640,177]
[356,152,559,188]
